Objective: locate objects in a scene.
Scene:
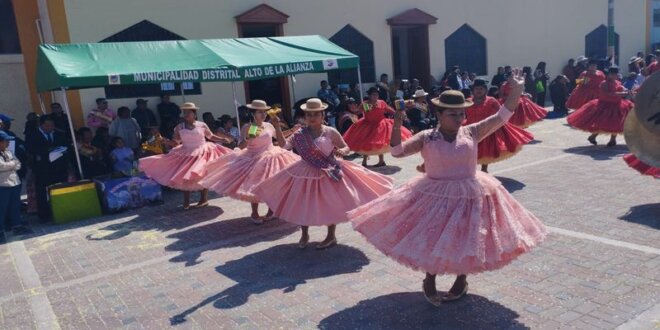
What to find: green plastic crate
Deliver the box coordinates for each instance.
[48,180,102,224]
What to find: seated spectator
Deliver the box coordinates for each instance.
[0,131,32,242]
[337,98,360,135]
[397,79,411,100]
[216,115,239,148]
[549,75,570,117]
[406,89,434,132]
[110,137,135,177]
[347,82,361,101]
[109,107,141,150]
[77,127,108,178]
[92,127,112,159]
[87,98,116,130]
[140,127,169,157]
[202,112,218,133]
[131,99,158,140]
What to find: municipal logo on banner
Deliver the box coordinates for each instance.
[108,74,121,85]
[323,59,338,70]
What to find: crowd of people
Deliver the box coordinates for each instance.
[0,47,658,305]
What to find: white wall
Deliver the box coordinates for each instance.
[60,0,648,119]
[0,56,31,134]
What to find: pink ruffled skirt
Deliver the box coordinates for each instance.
[139,142,232,191]
[349,172,547,275]
[253,160,393,226]
[199,147,300,202]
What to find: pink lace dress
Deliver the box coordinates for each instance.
[140,121,231,191]
[349,106,547,275]
[253,126,393,226]
[199,123,300,202]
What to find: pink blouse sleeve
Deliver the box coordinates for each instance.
[391,130,427,158]
[467,105,514,142]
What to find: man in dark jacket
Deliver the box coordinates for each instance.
[25,115,70,221]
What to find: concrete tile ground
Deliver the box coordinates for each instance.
[1,113,658,329]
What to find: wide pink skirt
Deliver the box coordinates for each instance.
[139,142,232,191]
[199,147,300,202]
[349,172,547,275]
[253,160,393,226]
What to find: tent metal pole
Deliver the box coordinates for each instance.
[290,75,297,119]
[180,83,186,103]
[38,93,47,114]
[60,88,84,179]
[356,63,364,101]
[232,82,241,128]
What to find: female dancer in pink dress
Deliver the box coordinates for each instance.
[342,87,412,167]
[349,71,546,305]
[140,102,232,209]
[199,100,300,224]
[253,98,393,249]
[567,66,634,146]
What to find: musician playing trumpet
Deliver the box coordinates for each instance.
[87,98,116,130]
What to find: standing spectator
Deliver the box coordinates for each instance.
[409,78,421,94]
[157,93,181,139]
[446,66,463,90]
[50,103,72,140]
[549,75,570,116]
[25,115,70,221]
[491,67,506,88]
[0,131,32,242]
[110,107,141,151]
[0,114,27,180]
[562,59,577,92]
[533,62,550,106]
[87,98,116,130]
[131,99,158,140]
[376,73,391,101]
[23,112,39,138]
[522,66,537,100]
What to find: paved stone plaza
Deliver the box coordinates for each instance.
[0,114,658,329]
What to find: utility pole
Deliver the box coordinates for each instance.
[607,0,615,66]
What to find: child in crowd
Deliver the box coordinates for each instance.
[110,137,135,177]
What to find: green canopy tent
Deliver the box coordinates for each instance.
[35,35,362,178]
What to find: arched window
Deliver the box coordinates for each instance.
[585,25,619,65]
[444,24,487,75]
[328,25,375,87]
[101,20,201,99]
